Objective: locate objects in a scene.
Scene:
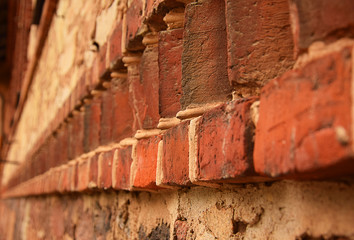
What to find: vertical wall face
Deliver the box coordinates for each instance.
[1,0,354,239]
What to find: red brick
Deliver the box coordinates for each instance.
[160,120,191,187]
[88,153,99,189]
[158,29,183,118]
[98,150,114,189]
[225,0,294,96]
[181,0,232,109]
[194,98,262,183]
[68,111,84,159]
[76,158,90,192]
[289,0,354,54]
[68,161,77,192]
[254,46,354,178]
[55,125,69,167]
[174,220,189,240]
[125,0,145,51]
[113,147,133,191]
[133,136,162,190]
[47,134,57,170]
[83,98,101,152]
[100,89,113,145]
[108,22,124,69]
[58,166,69,193]
[98,43,110,80]
[112,78,134,141]
[139,45,160,128]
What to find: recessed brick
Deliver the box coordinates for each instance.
[55,125,69,167]
[98,150,114,189]
[68,112,84,160]
[108,22,124,69]
[289,0,354,54]
[132,136,162,190]
[159,120,191,187]
[84,98,101,152]
[225,0,294,97]
[100,88,113,145]
[192,98,263,183]
[112,147,133,191]
[158,29,183,118]
[181,0,232,109]
[139,45,160,129]
[254,45,354,178]
[111,78,134,142]
[125,0,145,51]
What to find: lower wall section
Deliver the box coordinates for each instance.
[1,180,354,240]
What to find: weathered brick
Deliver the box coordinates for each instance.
[84,98,101,152]
[139,45,160,128]
[88,153,99,189]
[159,120,191,187]
[70,111,84,159]
[112,147,133,191]
[158,29,183,118]
[192,98,263,183]
[254,45,354,178]
[111,78,134,142]
[125,0,145,51]
[225,0,294,97]
[108,22,124,69]
[68,161,77,192]
[132,136,162,190]
[76,158,90,192]
[100,88,113,145]
[181,0,232,109]
[55,125,69,167]
[98,150,114,189]
[289,0,354,54]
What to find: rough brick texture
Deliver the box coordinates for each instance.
[158,29,183,117]
[160,120,191,187]
[254,45,354,178]
[194,98,263,183]
[111,78,135,142]
[289,0,354,54]
[113,146,133,191]
[139,45,160,129]
[84,98,101,152]
[181,0,232,109]
[133,136,162,190]
[225,0,294,97]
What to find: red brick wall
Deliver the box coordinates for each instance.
[1,0,354,239]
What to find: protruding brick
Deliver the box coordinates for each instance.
[181,0,232,109]
[289,0,354,55]
[76,158,90,192]
[254,45,354,178]
[225,0,294,97]
[112,146,133,190]
[88,153,99,189]
[158,29,183,117]
[132,136,162,190]
[84,98,101,152]
[158,120,191,187]
[98,150,114,189]
[191,98,264,184]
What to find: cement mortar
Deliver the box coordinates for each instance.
[1,180,354,240]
